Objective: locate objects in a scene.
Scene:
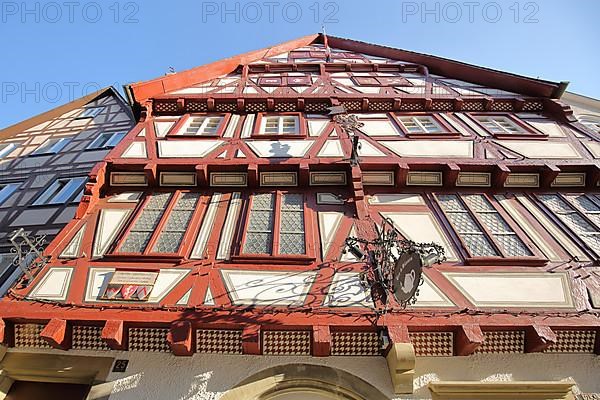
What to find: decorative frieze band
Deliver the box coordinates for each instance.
[9,325,598,356]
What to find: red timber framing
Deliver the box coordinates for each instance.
[0,34,599,361]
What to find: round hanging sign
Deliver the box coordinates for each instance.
[392,251,423,305]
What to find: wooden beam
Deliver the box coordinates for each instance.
[40,318,69,350]
[312,325,331,357]
[101,320,125,350]
[242,325,261,355]
[455,324,484,356]
[525,325,556,353]
[167,320,193,356]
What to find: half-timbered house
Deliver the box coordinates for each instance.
[0,34,598,399]
[0,88,134,295]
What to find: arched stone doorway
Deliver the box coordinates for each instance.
[220,363,389,400]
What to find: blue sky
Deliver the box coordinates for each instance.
[0,0,598,129]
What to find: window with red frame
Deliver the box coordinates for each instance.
[434,193,542,262]
[242,192,306,255]
[257,115,301,136]
[116,192,200,254]
[392,114,458,137]
[175,115,225,136]
[471,114,544,138]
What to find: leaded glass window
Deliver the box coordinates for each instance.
[279,194,305,255]
[537,194,600,256]
[437,194,533,258]
[242,192,307,256]
[152,192,200,253]
[243,193,275,254]
[119,192,173,253]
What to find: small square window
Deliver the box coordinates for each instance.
[31,137,71,156]
[33,177,87,205]
[398,116,444,134]
[259,116,300,135]
[177,116,224,136]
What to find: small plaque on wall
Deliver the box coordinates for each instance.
[102,271,159,301]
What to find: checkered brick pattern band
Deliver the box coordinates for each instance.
[72,325,110,351]
[476,331,525,354]
[14,324,50,349]
[262,331,311,355]
[545,330,596,353]
[410,332,453,356]
[331,332,380,356]
[197,329,242,354]
[128,328,170,352]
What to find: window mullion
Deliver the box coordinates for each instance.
[272,191,282,256]
[199,118,209,135]
[492,119,509,134]
[414,117,427,133]
[278,117,284,135]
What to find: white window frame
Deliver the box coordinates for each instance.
[31,137,71,155]
[0,143,17,158]
[259,116,300,135]
[178,116,224,136]
[87,132,126,149]
[474,116,527,135]
[0,183,20,205]
[398,116,444,134]
[33,177,87,205]
[77,107,103,119]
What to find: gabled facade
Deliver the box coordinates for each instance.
[0,35,598,400]
[0,88,134,294]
